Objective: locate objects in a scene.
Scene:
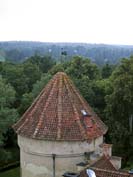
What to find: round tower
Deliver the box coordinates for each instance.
[13,72,107,177]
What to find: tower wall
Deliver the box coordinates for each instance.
[18,135,103,177]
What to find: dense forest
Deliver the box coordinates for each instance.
[1,41,133,65]
[0,53,133,170]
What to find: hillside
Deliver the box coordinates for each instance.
[0,41,133,64]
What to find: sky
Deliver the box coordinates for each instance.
[0,0,133,45]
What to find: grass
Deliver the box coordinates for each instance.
[0,167,20,177]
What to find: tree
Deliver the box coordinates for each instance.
[49,63,65,75]
[1,61,42,104]
[65,56,100,80]
[25,55,56,73]
[19,73,52,114]
[22,61,42,91]
[92,79,111,116]
[106,57,133,126]
[101,63,115,79]
[0,76,18,145]
[105,56,133,163]
[73,75,95,107]
[1,62,29,98]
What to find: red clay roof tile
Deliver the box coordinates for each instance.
[90,155,117,171]
[80,155,132,177]
[80,168,133,177]
[13,72,108,141]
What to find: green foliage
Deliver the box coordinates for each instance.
[105,56,133,163]
[0,108,18,133]
[0,148,12,163]
[22,61,41,91]
[1,62,29,97]
[19,73,52,115]
[73,75,95,106]
[0,60,42,112]
[106,57,133,124]
[0,76,16,107]
[91,79,110,115]
[32,73,52,97]
[66,56,100,80]
[25,55,55,73]
[18,93,34,115]
[101,63,115,78]
[0,76,18,145]
[49,63,65,75]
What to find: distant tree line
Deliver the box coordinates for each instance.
[1,41,133,65]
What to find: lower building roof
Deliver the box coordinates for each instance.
[80,168,133,177]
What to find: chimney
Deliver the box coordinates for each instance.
[100,143,112,157]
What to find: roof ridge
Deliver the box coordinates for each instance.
[57,73,63,139]
[64,76,88,140]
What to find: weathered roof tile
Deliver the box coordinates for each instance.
[80,168,133,177]
[13,72,107,141]
[90,155,117,171]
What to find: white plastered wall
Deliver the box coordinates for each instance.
[18,135,103,177]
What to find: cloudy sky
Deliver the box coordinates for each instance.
[0,0,133,44]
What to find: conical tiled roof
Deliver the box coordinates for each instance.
[13,72,107,141]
